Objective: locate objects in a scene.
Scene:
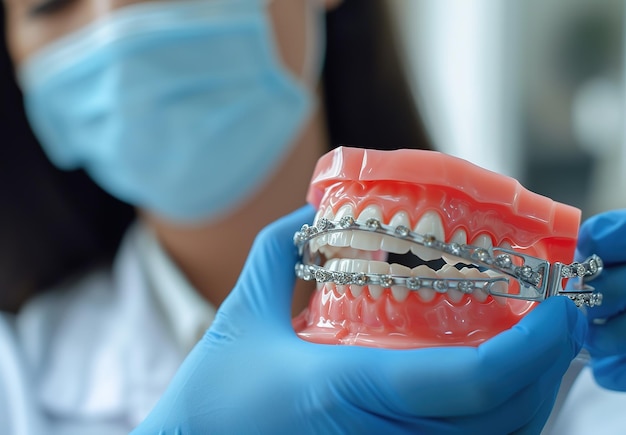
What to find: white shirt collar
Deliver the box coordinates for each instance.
[134,223,216,355]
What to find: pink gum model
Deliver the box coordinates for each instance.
[292,147,581,349]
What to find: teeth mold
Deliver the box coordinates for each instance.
[292,147,599,349]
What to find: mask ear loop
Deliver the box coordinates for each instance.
[262,0,324,88]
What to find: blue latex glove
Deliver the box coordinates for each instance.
[134,205,587,434]
[576,209,626,391]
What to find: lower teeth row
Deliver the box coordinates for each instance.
[295,263,508,294]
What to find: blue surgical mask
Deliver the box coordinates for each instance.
[18,0,321,222]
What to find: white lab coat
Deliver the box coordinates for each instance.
[1,223,626,434]
[0,223,212,434]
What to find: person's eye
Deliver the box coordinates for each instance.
[28,0,76,16]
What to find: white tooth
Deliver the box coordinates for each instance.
[316,281,324,291]
[350,286,363,297]
[336,259,352,295]
[327,247,360,260]
[472,233,493,250]
[484,269,510,305]
[390,286,409,302]
[324,258,346,294]
[492,295,508,306]
[381,211,413,254]
[460,267,489,302]
[414,211,445,240]
[498,240,513,250]
[325,258,340,270]
[312,207,334,253]
[390,263,411,302]
[351,205,384,251]
[442,229,468,265]
[390,262,411,276]
[441,255,458,266]
[485,269,506,279]
[412,264,438,278]
[410,244,442,262]
[390,210,411,228]
[352,259,369,273]
[327,204,354,247]
[437,265,464,303]
[310,238,319,255]
[328,230,352,247]
[380,234,412,254]
[437,263,458,277]
[449,228,468,245]
[327,282,338,295]
[325,259,344,294]
[412,211,446,261]
[351,232,382,251]
[356,204,384,223]
[447,288,464,303]
[369,260,390,273]
[337,258,353,294]
[322,281,332,293]
[412,265,437,302]
[348,259,368,297]
[334,203,354,220]
[338,258,353,272]
[314,230,328,254]
[367,260,389,299]
[417,288,435,302]
[368,286,384,299]
[493,241,518,266]
[488,281,509,306]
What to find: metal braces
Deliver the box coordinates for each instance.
[293,216,604,307]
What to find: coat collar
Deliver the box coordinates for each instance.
[16,224,185,428]
[134,223,215,356]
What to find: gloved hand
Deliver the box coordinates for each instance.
[134,205,587,435]
[576,209,626,391]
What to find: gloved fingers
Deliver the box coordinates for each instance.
[586,313,626,358]
[576,209,626,265]
[305,404,459,435]
[219,205,315,328]
[326,297,585,418]
[584,265,626,320]
[507,385,561,435]
[455,297,583,416]
[590,355,626,391]
[450,365,562,435]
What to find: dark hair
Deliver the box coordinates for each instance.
[0,0,431,311]
[324,1,432,152]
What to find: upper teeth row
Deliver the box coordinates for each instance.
[312,206,486,261]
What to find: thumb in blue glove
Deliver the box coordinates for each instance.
[134,205,587,434]
[576,209,626,391]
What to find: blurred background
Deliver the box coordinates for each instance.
[391,0,626,218]
[2,0,625,220]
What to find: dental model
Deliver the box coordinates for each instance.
[292,147,602,348]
